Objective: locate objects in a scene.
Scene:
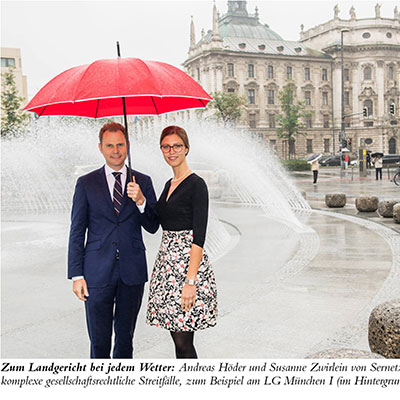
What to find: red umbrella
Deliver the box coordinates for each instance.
[24,43,212,179]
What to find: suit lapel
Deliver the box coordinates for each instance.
[97,167,116,216]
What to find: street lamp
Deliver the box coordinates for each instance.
[340,28,350,173]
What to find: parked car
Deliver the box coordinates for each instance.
[381,154,400,165]
[320,155,341,166]
[319,153,358,167]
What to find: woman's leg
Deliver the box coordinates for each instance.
[170,331,198,359]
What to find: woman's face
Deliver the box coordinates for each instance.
[160,133,187,168]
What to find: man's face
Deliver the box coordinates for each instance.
[98,130,127,170]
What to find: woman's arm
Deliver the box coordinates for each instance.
[181,177,209,312]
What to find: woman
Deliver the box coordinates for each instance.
[146,126,217,358]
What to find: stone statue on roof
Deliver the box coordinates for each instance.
[395,6,399,19]
[350,6,356,19]
[334,4,340,19]
[375,3,381,18]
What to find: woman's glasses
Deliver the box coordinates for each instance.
[160,144,184,153]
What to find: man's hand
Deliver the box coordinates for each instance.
[73,279,89,301]
[127,176,145,205]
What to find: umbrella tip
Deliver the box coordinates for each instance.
[116,41,121,58]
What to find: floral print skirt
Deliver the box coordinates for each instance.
[146,230,218,332]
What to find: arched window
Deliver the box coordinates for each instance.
[248,64,254,78]
[364,99,373,116]
[364,66,372,80]
[389,137,396,154]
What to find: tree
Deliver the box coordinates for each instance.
[208,91,245,125]
[276,85,311,159]
[1,68,29,138]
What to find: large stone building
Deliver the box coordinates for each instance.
[1,47,28,108]
[183,1,400,158]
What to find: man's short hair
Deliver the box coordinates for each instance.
[99,122,126,143]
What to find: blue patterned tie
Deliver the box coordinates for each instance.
[112,172,123,215]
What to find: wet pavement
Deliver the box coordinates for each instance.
[1,166,400,358]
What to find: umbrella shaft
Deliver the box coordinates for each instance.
[121,96,132,182]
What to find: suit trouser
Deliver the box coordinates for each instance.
[84,260,144,359]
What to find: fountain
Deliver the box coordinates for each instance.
[9,116,383,359]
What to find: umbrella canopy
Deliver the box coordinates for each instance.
[307,153,323,164]
[24,58,212,117]
[24,53,212,181]
[371,152,384,158]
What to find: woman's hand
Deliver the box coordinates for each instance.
[181,284,196,312]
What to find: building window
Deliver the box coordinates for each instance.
[364,66,372,80]
[269,139,276,148]
[306,117,312,128]
[344,91,350,106]
[267,90,274,105]
[267,65,273,78]
[324,138,330,152]
[1,57,16,67]
[248,89,255,104]
[305,91,311,106]
[364,99,373,116]
[258,132,264,142]
[248,64,254,78]
[304,67,310,80]
[307,139,313,153]
[249,114,257,128]
[323,115,330,128]
[227,88,235,93]
[269,114,275,128]
[322,68,328,81]
[287,66,292,80]
[344,68,349,81]
[322,91,328,106]
[227,63,234,77]
[389,66,394,80]
[362,32,371,39]
[364,121,374,127]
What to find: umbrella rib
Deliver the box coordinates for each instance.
[95,99,100,119]
[38,106,47,118]
[150,96,159,115]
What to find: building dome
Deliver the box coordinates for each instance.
[219,20,283,41]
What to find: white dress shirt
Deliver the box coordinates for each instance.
[72,164,146,282]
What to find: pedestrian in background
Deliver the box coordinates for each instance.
[374,154,383,180]
[311,158,319,184]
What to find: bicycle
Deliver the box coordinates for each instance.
[392,163,400,186]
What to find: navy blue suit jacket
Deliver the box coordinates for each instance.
[67,166,159,288]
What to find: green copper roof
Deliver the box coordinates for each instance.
[218,21,283,41]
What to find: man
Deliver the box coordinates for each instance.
[68,122,159,358]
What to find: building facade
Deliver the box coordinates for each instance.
[300,3,400,155]
[1,47,28,108]
[182,1,400,158]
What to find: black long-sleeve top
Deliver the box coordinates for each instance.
[156,173,209,248]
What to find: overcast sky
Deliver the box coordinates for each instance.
[1,0,398,98]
